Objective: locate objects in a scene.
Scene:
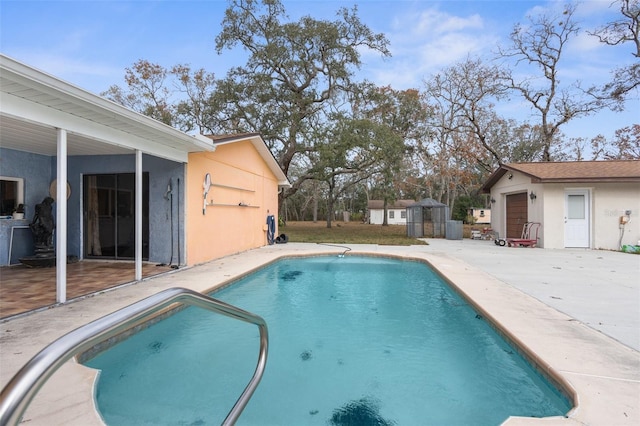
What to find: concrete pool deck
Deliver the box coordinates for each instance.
[1,240,638,425]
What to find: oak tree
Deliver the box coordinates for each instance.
[588,0,640,105]
[497,4,608,161]
[214,0,390,211]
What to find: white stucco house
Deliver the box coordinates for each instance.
[367,199,415,225]
[481,160,640,250]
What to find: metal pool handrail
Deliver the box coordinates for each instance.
[317,243,352,257]
[0,287,268,426]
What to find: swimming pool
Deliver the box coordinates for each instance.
[84,255,571,425]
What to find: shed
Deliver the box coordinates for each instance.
[468,207,491,224]
[367,199,415,225]
[406,198,450,238]
[481,160,640,249]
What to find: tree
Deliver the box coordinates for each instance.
[588,0,640,105]
[102,60,175,126]
[591,124,640,159]
[354,85,428,225]
[214,0,390,211]
[497,4,608,161]
[313,116,403,228]
[506,122,548,162]
[421,57,509,209]
[172,65,218,134]
[102,60,217,133]
[431,58,509,169]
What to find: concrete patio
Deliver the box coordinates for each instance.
[1,240,638,425]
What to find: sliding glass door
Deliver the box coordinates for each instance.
[83,173,149,259]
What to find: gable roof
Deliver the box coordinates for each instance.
[409,198,447,207]
[482,160,640,192]
[204,133,290,188]
[367,199,416,210]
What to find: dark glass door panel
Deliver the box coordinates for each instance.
[84,173,148,260]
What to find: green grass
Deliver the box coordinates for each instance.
[280,221,428,246]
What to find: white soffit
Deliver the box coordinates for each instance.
[0,54,214,162]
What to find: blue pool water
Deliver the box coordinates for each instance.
[85,256,571,425]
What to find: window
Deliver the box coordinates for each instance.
[567,194,585,219]
[401,211,406,219]
[389,211,395,219]
[0,177,24,216]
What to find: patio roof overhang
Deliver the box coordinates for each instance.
[0,54,215,162]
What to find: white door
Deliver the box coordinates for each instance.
[564,190,590,248]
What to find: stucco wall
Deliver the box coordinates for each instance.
[592,183,639,249]
[139,155,185,265]
[1,148,184,265]
[539,183,640,250]
[186,141,280,265]
[0,148,53,218]
[539,185,563,249]
[0,148,52,265]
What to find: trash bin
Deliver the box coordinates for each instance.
[446,220,463,240]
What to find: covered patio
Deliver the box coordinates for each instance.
[0,54,214,309]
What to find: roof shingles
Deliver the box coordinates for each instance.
[508,160,640,181]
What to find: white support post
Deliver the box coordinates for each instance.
[56,129,68,303]
[135,150,142,281]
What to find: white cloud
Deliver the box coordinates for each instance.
[19,51,116,77]
[55,29,92,54]
[524,4,549,18]
[410,9,484,36]
[366,6,495,89]
[573,0,617,17]
[570,31,604,53]
[5,50,124,94]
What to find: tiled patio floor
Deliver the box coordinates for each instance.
[0,261,173,319]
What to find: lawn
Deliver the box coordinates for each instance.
[279,220,428,246]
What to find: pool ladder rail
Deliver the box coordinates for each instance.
[318,243,352,257]
[0,287,269,426]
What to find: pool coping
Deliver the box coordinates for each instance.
[1,243,638,425]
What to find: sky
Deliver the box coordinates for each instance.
[1,0,638,143]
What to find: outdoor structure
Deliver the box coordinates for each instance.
[187,134,289,265]
[467,207,491,224]
[481,160,640,250]
[406,198,450,238]
[367,199,415,225]
[0,54,289,304]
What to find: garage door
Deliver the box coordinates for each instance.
[506,192,528,238]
